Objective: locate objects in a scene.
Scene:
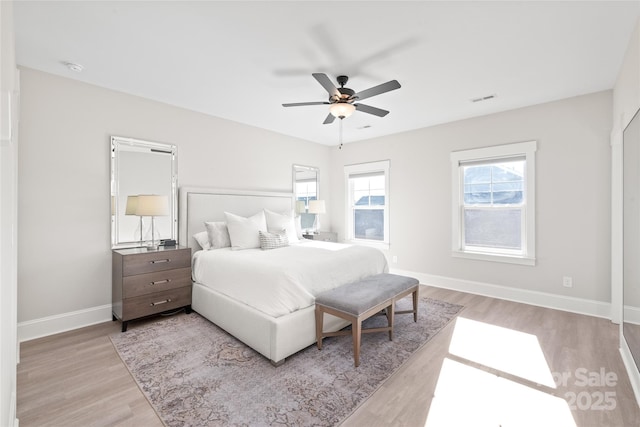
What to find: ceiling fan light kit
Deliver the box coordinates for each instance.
[329,102,356,118]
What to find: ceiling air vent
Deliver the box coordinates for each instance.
[471,94,497,103]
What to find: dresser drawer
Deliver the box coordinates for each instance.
[123,267,191,298]
[122,286,192,321]
[122,248,190,276]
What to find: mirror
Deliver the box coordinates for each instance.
[623,108,640,371]
[293,164,319,231]
[111,136,177,248]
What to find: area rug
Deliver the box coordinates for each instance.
[110,296,463,427]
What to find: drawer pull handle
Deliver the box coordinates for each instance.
[150,299,172,306]
[150,279,171,286]
[150,259,170,264]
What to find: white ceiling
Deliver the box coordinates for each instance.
[13,1,640,146]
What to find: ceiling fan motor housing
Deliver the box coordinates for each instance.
[332,88,355,103]
[332,75,356,103]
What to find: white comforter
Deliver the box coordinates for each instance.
[192,240,388,317]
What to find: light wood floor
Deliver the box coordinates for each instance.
[17,287,640,426]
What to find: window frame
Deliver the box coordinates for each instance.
[344,160,390,249]
[450,141,537,266]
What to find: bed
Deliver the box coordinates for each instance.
[178,187,389,365]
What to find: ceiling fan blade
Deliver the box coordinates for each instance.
[355,103,389,117]
[282,101,329,107]
[312,73,340,98]
[354,80,401,101]
[323,113,336,124]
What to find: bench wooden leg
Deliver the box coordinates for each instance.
[387,303,394,341]
[353,319,362,367]
[315,306,324,350]
[412,290,418,322]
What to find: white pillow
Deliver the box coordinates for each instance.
[264,209,300,243]
[193,231,211,250]
[204,221,231,249]
[224,211,268,250]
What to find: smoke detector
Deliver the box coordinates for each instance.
[62,61,84,72]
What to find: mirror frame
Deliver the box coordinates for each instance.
[623,107,640,374]
[293,164,319,195]
[111,136,178,248]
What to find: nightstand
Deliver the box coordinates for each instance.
[112,246,192,332]
[303,231,338,242]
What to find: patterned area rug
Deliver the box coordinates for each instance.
[110,296,463,426]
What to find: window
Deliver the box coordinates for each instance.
[345,160,390,247]
[451,141,536,265]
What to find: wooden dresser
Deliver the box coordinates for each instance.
[112,246,192,332]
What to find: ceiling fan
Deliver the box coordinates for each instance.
[282,73,401,124]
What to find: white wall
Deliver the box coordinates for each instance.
[13,39,622,337]
[17,68,330,338]
[330,91,612,311]
[1,1,19,425]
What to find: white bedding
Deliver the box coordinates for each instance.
[192,240,388,318]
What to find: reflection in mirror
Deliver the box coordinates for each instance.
[111,136,177,248]
[293,164,318,232]
[623,108,640,372]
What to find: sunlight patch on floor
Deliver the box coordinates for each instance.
[425,358,576,427]
[449,317,556,388]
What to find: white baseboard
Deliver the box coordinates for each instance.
[620,335,640,408]
[16,271,614,342]
[390,268,612,319]
[17,304,112,342]
[9,391,17,427]
[625,305,640,325]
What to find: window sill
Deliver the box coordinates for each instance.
[452,250,535,266]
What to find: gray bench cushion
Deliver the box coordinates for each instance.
[315,273,419,316]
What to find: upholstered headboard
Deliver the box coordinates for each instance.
[178,187,295,250]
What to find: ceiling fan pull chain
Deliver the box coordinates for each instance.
[339,118,343,150]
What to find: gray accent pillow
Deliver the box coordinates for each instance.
[193,231,212,250]
[204,221,231,249]
[259,230,289,250]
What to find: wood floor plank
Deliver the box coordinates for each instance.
[17,321,163,427]
[17,287,640,426]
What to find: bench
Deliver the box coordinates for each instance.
[314,273,420,367]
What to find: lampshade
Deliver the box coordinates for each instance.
[329,102,356,118]
[136,195,169,216]
[125,195,138,215]
[296,200,306,214]
[308,200,326,214]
